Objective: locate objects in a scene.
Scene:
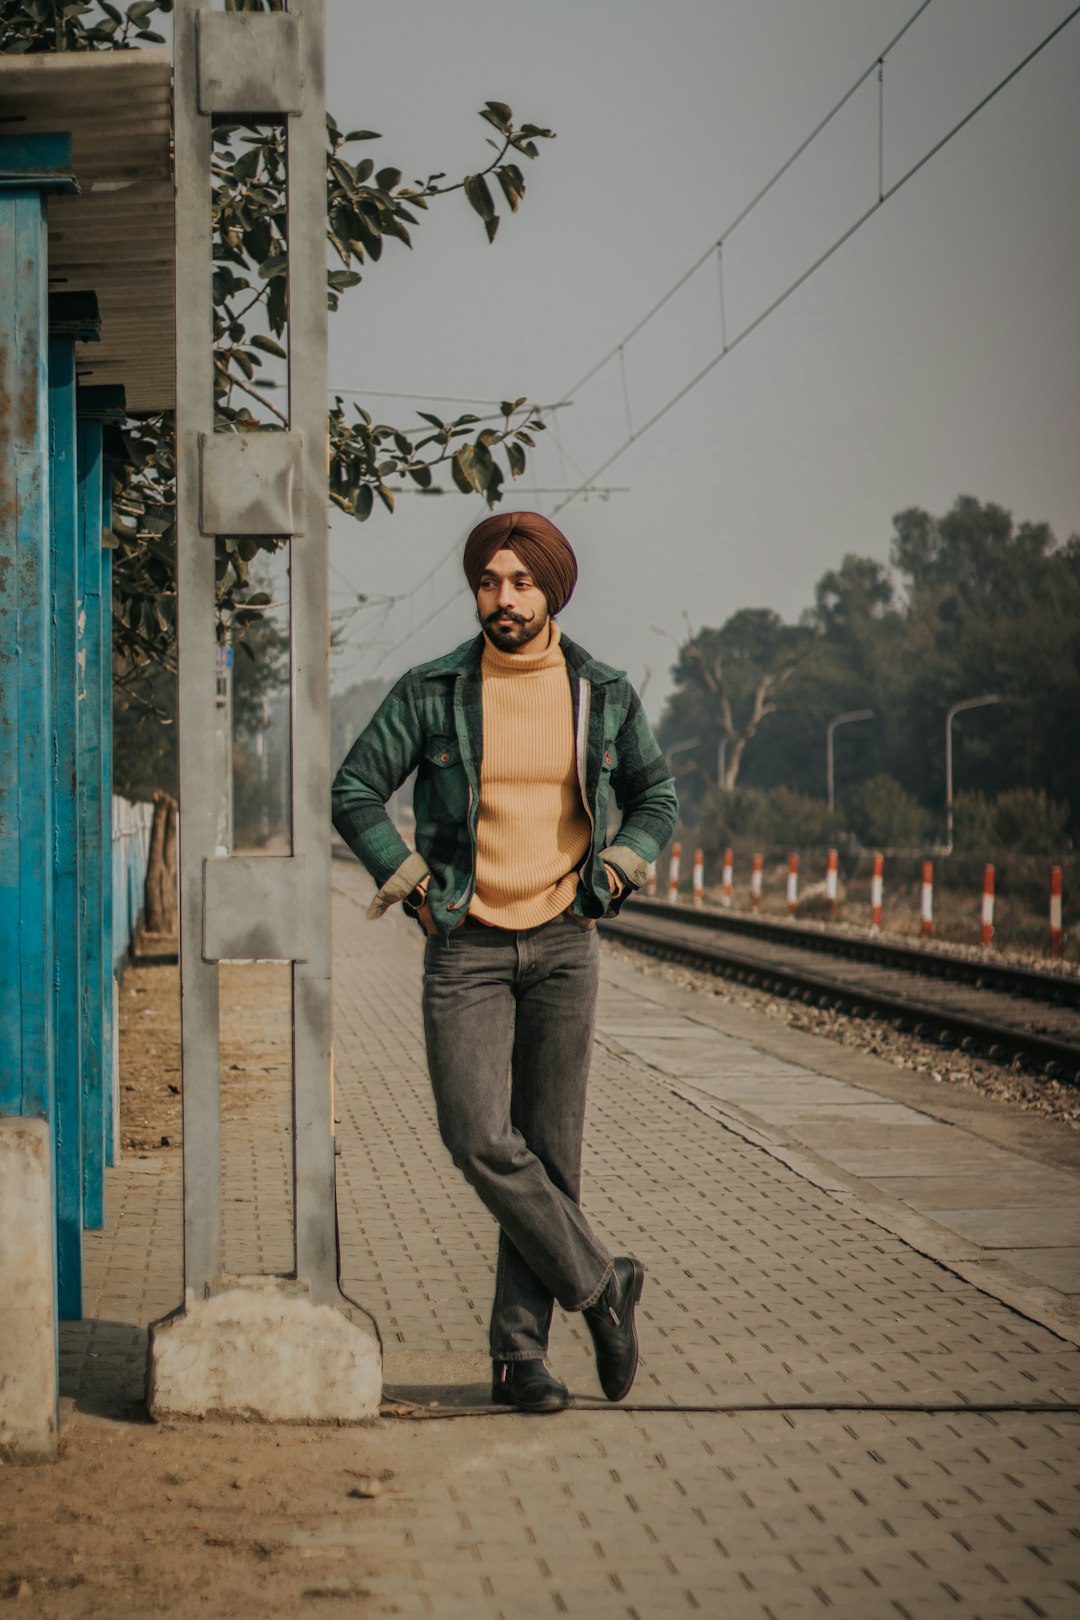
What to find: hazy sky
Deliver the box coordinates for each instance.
[323,0,1080,718]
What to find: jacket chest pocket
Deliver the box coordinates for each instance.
[426,735,462,769]
[422,734,469,817]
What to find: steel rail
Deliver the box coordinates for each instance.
[626,897,1080,1008]
[601,911,1080,1082]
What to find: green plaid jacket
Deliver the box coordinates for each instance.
[331,631,678,940]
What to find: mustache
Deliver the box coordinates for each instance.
[483,609,528,627]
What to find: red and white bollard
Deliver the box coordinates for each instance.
[787,853,799,915]
[825,848,839,920]
[920,860,934,937]
[692,848,705,908]
[1050,865,1063,956]
[645,860,657,897]
[668,842,681,904]
[721,847,733,910]
[980,864,995,948]
[870,852,884,933]
[750,853,763,912]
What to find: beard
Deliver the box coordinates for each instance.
[481,608,549,653]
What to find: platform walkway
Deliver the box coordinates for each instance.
[67,857,1080,1619]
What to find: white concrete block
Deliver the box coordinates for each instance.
[0,1117,58,1459]
[147,1277,381,1422]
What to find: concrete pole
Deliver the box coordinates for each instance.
[149,0,379,1424]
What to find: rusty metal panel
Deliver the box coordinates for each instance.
[196,11,305,117]
[202,856,309,963]
[199,430,306,538]
[0,53,174,413]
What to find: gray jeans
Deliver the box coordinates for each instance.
[422,913,613,1361]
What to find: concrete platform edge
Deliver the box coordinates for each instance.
[672,1080,1080,1349]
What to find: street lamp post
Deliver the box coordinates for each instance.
[664,737,701,771]
[945,694,1001,852]
[826,710,873,811]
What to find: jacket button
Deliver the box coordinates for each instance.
[605,750,612,765]
[448,901,456,910]
[440,751,450,762]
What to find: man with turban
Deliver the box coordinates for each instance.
[332,512,678,1412]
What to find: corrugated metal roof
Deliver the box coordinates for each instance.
[0,49,175,413]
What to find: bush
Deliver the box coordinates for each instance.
[847,774,932,849]
[699,785,842,854]
[954,787,1070,855]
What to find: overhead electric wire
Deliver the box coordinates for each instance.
[561,0,935,402]
[552,1,1079,515]
[340,1,1078,675]
[331,387,544,406]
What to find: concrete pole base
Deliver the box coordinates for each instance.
[146,1276,382,1422]
[0,1118,58,1460]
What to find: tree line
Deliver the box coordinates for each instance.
[658,496,1080,856]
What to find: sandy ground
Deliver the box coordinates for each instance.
[2,947,411,1619]
[4,1396,575,1617]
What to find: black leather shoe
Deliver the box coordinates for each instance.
[583,1257,644,1401]
[491,1358,570,1414]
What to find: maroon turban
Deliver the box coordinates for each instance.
[463,511,578,616]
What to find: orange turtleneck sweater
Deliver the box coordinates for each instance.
[467,621,593,929]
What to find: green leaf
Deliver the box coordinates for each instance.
[354,485,374,520]
[496,168,522,212]
[484,217,499,244]
[375,167,402,192]
[479,102,512,135]
[463,173,495,222]
[344,130,382,142]
[258,248,288,280]
[329,157,358,195]
[381,215,412,248]
[377,484,396,514]
[250,334,286,358]
[266,275,287,336]
[449,457,474,496]
[327,270,362,292]
[506,441,526,479]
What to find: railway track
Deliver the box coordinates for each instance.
[601,897,1080,1081]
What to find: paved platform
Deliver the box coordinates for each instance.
[65,858,1080,1618]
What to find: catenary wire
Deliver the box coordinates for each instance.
[561,0,935,401]
[551,1,1080,515]
[342,0,942,660]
